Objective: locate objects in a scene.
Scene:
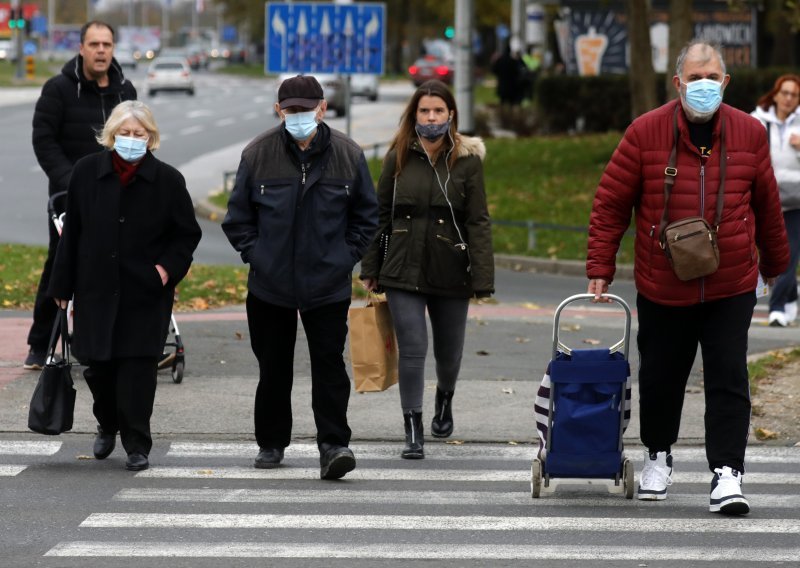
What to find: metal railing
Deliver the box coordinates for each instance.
[492,219,634,252]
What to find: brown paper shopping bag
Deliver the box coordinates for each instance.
[348,295,399,392]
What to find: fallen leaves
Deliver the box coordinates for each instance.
[754,427,778,440]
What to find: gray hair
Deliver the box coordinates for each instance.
[675,40,726,78]
[96,100,160,150]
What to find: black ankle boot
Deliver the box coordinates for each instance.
[401,410,424,459]
[431,388,454,438]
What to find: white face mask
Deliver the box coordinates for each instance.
[283,109,319,141]
[114,135,147,162]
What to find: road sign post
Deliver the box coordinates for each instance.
[265,2,386,137]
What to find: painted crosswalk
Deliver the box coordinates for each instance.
[3,440,798,564]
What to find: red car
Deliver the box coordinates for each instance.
[408,55,454,86]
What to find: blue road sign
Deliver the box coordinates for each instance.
[265,2,385,75]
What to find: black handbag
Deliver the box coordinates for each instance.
[28,309,76,435]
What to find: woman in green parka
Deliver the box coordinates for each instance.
[360,79,494,459]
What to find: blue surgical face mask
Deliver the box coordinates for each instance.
[283,110,319,141]
[114,135,148,162]
[682,78,724,114]
[415,120,451,141]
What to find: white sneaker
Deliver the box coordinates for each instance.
[637,450,673,501]
[709,466,750,515]
[768,311,788,327]
[785,301,798,324]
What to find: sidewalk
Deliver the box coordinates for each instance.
[0,305,709,447]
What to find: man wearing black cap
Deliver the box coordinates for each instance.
[222,75,378,480]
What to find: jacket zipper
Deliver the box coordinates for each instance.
[699,160,706,302]
[301,163,307,186]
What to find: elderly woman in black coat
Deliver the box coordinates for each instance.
[48,100,201,471]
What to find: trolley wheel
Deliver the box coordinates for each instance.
[172,360,184,384]
[530,458,542,498]
[622,458,634,499]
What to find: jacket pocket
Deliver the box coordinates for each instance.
[425,231,470,288]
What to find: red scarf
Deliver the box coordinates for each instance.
[112,151,142,187]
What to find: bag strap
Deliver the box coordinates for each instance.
[46,308,70,364]
[659,104,727,241]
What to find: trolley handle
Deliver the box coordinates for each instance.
[48,191,68,236]
[551,293,632,360]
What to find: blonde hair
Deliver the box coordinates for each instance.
[96,100,161,150]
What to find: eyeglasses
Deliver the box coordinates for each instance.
[778,90,800,99]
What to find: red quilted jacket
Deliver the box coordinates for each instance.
[587,100,789,306]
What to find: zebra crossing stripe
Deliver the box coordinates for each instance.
[113,487,800,508]
[165,442,800,463]
[0,441,61,455]
[0,465,26,476]
[44,542,800,561]
[79,513,800,533]
[135,466,800,484]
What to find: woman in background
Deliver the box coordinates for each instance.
[752,75,800,327]
[49,100,201,471]
[360,80,494,459]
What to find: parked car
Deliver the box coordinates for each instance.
[145,57,195,97]
[350,73,379,101]
[408,54,454,86]
[114,46,137,70]
[0,39,17,63]
[276,73,346,117]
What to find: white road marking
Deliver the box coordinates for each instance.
[214,118,236,127]
[179,125,205,136]
[112,487,800,509]
[135,466,800,484]
[186,110,213,118]
[165,442,800,463]
[48,541,800,561]
[0,441,61,455]
[0,465,27,476]
[243,111,259,120]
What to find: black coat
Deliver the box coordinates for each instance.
[48,151,202,361]
[32,55,137,196]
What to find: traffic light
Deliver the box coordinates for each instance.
[8,9,25,29]
[444,26,455,39]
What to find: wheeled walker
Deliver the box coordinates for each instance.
[531,293,634,499]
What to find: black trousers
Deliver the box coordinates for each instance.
[246,293,352,450]
[83,357,158,456]
[637,292,756,473]
[27,217,60,350]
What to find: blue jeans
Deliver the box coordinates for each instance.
[768,209,800,313]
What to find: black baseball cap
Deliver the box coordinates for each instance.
[278,75,324,110]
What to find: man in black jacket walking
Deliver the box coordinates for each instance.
[25,20,137,369]
[222,75,378,480]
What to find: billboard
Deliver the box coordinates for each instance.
[555,1,756,76]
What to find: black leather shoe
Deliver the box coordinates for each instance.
[319,444,356,480]
[125,452,149,471]
[93,426,116,460]
[402,410,424,459]
[254,447,284,469]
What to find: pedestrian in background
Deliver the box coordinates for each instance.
[222,75,377,480]
[587,41,788,514]
[48,101,201,472]
[751,75,800,327]
[25,20,137,370]
[360,79,494,460]
[491,38,527,107]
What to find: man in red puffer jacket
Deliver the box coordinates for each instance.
[586,41,789,516]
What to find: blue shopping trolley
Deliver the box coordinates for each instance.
[531,293,634,498]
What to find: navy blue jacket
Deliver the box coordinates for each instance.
[222,123,378,311]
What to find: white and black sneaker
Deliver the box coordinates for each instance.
[709,466,750,515]
[637,450,673,501]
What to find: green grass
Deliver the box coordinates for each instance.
[747,347,800,394]
[0,244,47,308]
[214,63,271,79]
[0,59,59,86]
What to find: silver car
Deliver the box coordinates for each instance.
[146,57,195,97]
[350,73,379,101]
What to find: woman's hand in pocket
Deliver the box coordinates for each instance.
[155,264,169,286]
